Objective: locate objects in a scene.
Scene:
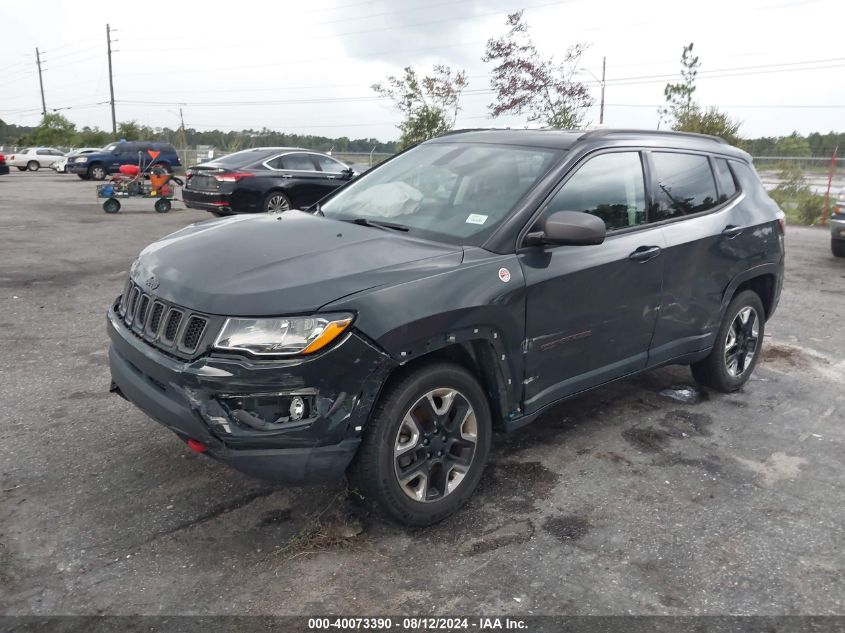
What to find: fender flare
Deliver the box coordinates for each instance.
[718,262,782,321]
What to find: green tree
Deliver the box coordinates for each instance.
[774,132,812,157]
[660,43,741,142]
[675,105,741,145]
[372,65,468,149]
[117,120,156,141]
[75,126,112,147]
[483,11,593,129]
[28,113,77,147]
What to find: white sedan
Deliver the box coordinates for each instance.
[7,147,66,171]
[51,148,100,173]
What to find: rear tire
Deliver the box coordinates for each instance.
[154,198,171,213]
[16,166,27,171]
[832,239,845,258]
[349,362,492,527]
[88,164,107,181]
[27,161,39,171]
[691,290,765,393]
[263,191,291,213]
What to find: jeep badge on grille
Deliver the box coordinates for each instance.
[144,275,159,291]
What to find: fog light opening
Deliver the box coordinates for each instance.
[216,393,316,433]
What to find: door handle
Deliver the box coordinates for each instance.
[629,245,662,262]
[281,174,293,179]
[722,225,743,239]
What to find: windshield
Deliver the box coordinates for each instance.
[320,142,562,246]
[103,143,118,152]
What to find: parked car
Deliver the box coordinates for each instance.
[52,147,100,173]
[0,153,9,176]
[7,147,65,171]
[107,129,785,526]
[182,147,354,215]
[830,187,845,257]
[67,141,181,181]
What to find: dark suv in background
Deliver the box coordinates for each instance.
[108,129,784,526]
[69,141,181,181]
[182,147,354,215]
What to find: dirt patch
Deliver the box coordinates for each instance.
[657,453,723,475]
[761,344,829,370]
[463,520,534,556]
[660,410,713,438]
[622,427,673,453]
[735,452,807,486]
[543,514,589,542]
[593,451,634,466]
[272,491,365,560]
[258,508,293,527]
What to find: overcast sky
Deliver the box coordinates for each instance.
[1,0,842,142]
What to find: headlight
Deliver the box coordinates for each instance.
[74,156,89,163]
[214,313,353,356]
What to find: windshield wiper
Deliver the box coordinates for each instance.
[350,218,410,232]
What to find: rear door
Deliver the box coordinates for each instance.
[646,151,750,364]
[273,153,328,207]
[519,150,665,412]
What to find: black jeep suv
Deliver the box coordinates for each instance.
[107,129,784,526]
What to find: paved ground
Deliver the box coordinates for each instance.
[1,171,844,616]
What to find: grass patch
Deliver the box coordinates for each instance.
[768,165,825,225]
[272,489,366,561]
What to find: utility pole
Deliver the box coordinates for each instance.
[106,24,117,135]
[599,56,606,125]
[177,107,188,164]
[35,48,46,117]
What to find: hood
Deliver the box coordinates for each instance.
[132,211,464,316]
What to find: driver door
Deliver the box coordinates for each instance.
[518,150,665,413]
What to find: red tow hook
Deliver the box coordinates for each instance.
[186,438,208,453]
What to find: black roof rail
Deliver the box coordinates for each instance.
[577,128,728,144]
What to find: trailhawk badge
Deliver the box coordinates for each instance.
[498,267,511,283]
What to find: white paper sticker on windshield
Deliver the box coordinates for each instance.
[466,213,488,225]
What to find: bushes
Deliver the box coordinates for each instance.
[768,165,825,225]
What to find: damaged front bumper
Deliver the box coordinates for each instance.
[107,306,395,483]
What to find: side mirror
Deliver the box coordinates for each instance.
[341,167,355,180]
[527,210,606,246]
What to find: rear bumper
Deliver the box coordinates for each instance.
[182,189,235,213]
[107,305,395,483]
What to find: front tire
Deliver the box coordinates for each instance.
[691,290,765,393]
[77,173,90,180]
[16,166,27,171]
[350,362,492,526]
[27,161,39,171]
[832,239,845,258]
[154,198,171,213]
[103,198,121,214]
[88,164,107,181]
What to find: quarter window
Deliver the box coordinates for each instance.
[281,153,316,171]
[546,152,646,231]
[714,158,738,201]
[651,152,719,220]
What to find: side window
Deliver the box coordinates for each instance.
[37,149,49,155]
[714,158,738,201]
[314,155,347,173]
[546,152,646,231]
[651,152,719,220]
[281,153,317,171]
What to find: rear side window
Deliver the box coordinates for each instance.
[714,158,738,201]
[651,152,718,220]
[281,153,317,171]
[546,151,646,231]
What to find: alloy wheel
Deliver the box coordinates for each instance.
[265,194,290,213]
[724,306,759,378]
[393,388,478,503]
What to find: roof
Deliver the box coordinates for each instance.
[428,128,745,156]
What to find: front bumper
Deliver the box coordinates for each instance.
[830,214,845,241]
[67,163,89,174]
[107,305,395,483]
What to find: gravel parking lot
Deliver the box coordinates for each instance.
[1,171,844,616]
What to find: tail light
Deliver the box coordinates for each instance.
[213,171,254,182]
[777,218,785,234]
[9,155,14,160]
